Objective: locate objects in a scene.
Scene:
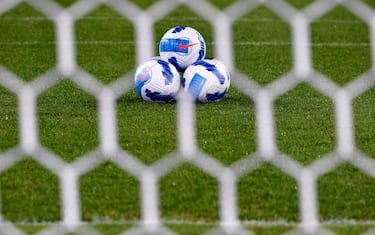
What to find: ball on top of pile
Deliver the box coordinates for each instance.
[159,26,206,72]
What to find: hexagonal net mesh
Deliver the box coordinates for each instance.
[0,0,375,234]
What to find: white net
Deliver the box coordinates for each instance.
[0,0,375,234]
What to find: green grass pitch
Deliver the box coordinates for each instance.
[0,0,375,234]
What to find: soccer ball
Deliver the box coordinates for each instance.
[182,58,230,102]
[134,57,180,102]
[159,26,206,72]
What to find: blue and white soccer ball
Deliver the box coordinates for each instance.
[134,58,180,103]
[182,58,230,103]
[159,26,206,72]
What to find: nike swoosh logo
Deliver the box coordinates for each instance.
[140,70,149,81]
[139,63,157,81]
[178,42,199,50]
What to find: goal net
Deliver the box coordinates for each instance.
[0,0,374,234]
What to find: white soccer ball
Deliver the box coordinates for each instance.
[182,58,230,102]
[134,57,180,102]
[159,26,206,72]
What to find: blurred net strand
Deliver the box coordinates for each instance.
[19,85,38,155]
[219,168,239,229]
[177,91,197,158]
[0,0,22,15]
[56,11,76,76]
[99,88,119,157]
[0,0,374,235]
[299,169,319,232]
[255,89,276,159]
[61,166,81,228]
[140,168,160,231]
[334,89,354,157]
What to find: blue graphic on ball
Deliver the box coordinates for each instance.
[145,89,176,102]
[206,88,228,102]
[160,38,191,54]
[172,26,186,33]
[194,60,226,84]
[135,67,151,98]
[168,57,183,72]
[187,73,207,101]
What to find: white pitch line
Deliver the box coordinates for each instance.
[236,41,370,47]
[0,41,56,46]
[0,40,370,47]
[0,40,134,46]
[13,219,375,227]
[0,16,366,24]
